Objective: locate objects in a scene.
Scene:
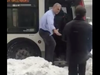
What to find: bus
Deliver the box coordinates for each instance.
[7,0,86,60]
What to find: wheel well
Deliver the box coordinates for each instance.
[7,37,41,56]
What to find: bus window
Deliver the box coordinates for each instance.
[13,9,18,27]
[7,9,13,28]
[7,7,38,33]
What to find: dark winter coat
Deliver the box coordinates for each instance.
[62,17,92,64]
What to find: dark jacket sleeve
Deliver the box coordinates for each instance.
[62,26,67,42]
[62,24,70,42]
[87,25,92,52]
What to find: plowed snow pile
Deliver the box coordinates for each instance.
[7,57,92,75]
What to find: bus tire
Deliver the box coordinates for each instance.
[7,41,41,59]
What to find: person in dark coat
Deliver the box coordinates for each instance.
[53,10,71,60]
[62,5,92,75]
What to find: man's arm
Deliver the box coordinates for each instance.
[47,15,61,36]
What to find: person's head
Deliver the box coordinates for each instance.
[52,3,62,14]
[75,5,86,18]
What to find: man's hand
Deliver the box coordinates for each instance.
[53,29,62,36]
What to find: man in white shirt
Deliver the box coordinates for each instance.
[39,3,62,63]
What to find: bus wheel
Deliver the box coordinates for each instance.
[7,42,41,59]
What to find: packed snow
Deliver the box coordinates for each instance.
[7,56,92,75]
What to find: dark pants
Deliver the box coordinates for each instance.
[53,34,66,59]
[68,62,86,75]
[39,29,56,63]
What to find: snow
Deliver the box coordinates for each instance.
[86,58,92,75]
[7,56,92,75]
[89,22,92,25]
[90,50,92,55]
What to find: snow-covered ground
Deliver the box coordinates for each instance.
[7,56,92,75]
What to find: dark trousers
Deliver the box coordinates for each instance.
[53,34,66,59]
[39,29,56,63]
[68,62,86,75]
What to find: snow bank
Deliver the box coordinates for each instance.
[7,57,68,75]
[7,57,92,75]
